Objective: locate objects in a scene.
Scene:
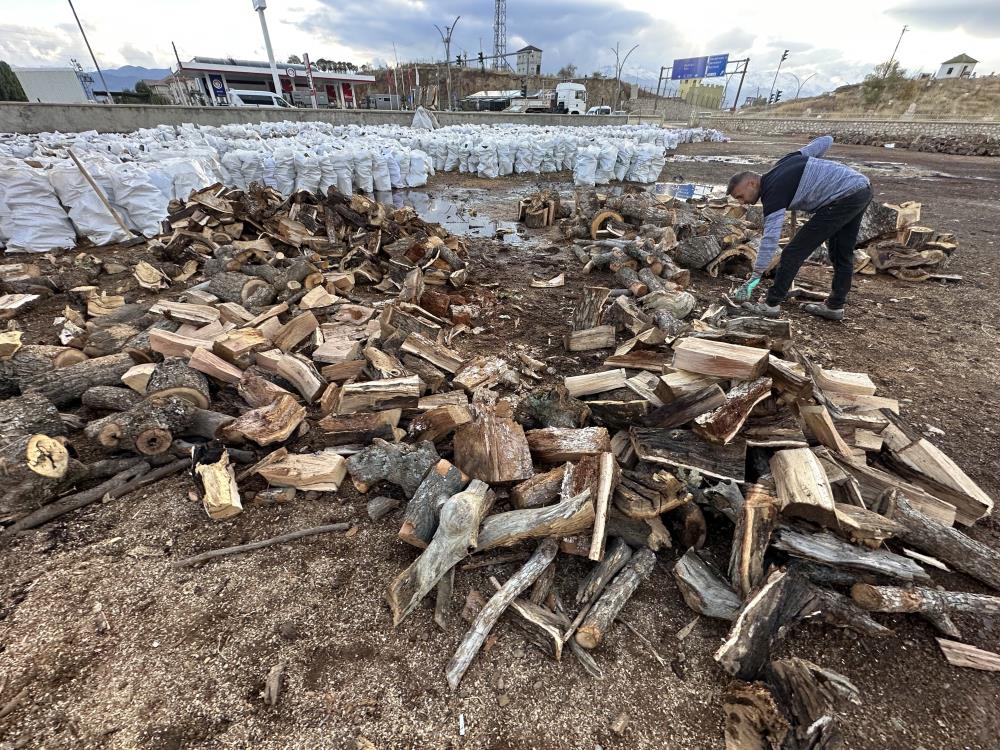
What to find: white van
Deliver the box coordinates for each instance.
[586,105,612,115]
[228,89,293,108]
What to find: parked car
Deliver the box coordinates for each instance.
[585,106,612,115]
[228,89,293,108]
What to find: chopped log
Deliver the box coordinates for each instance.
[590,209,625,240]
[624,371,671,406]
[446,538,558,690]
[408,404,472,443]
[882,491,1000,591]
[22,352,135,408]
[603,509,672,552]
[813,368,876,397]
[149,329,208,358]
[588,452,619,561]
[575,547,655,649]
[511,464,567,509]
[87,395,196,455]
[398,459,470,548]
[337,375,421,413]
[722,682,790,750]
[729,484,778,599]
[257,449,348,491]
[476,489,594,552]
[672,338,769,380]
[572,286,611,331]
[81,385,143,413]
[526,427,612,463]
[194,450,243,520]
[673,235,721,270]
[565,369,627,398]
[0,391,67,437]
[368,495,402,521]
[564,325,616,352]
[773,528,929,582]
[150,300,219,325]
[320,359,368,383]
[603,349,673,372]
[587,400,650,431]
[207,271,261,304]
[514,385,591,430]
[799,404,852,456]
[346,438,439,496]
[660,369,725,400]
[222,394,306,446]
[237,370,292,408]
[631,427,746,483]
[146,357,211,409]
[577,537,633,606]
[319,409,401,445]
[851,583,1000,618]
[188,347,244,385]
[641,384,727,429]
[936,639,1000,672]
[497,583,567,660]
[401,354,446,393]
[768,657,861,749]
[673,548,742,620]
[665,501,707,549]
[452,404,534,484]
[400,332,466,373]
[767,355,812,398]
[121,362,156,394]
[770,447,839,527]
[0,434,75,517]
[255,350,326,402]
[693,377,772,445]
[272,312,318,353]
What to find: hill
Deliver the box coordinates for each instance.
[763,75,1000,119]
[91,65,171,92]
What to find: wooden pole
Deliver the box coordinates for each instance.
[66,148,135,237]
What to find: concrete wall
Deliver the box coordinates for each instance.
[0,103,637,134]
[694,114,1000,141]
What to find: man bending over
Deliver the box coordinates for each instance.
[727,135,872,320]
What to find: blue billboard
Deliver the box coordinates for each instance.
[671,53,729,80]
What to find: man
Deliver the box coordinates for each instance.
[727,135,872,320]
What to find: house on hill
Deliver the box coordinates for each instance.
[937,54,977,79]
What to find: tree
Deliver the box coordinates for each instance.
[286,54,302,65]
[591,71,604,79]
[557,63,578,79]
[0,61,27,102]
[861,60,908,108]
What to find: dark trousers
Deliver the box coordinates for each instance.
[766,184,873,309]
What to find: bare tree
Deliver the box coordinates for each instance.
[609,42,639,111]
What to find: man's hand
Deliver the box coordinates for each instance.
[731,274,762,303]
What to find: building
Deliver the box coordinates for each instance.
[13,67,89,103]
[173,56,376,108]
[678,79,724,109]
[515,46,543,77]
[937,54,978,79]
[462,89,520,111]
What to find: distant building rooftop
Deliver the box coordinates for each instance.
[516,45,542,53]
[941,53,978,64]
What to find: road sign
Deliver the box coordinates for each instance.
[671,53,729,80]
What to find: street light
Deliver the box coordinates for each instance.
[787,72,816,99]
[434,16,461,110]
[610,42,639,112]
[252,0,284,99]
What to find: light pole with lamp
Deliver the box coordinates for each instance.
[252,0,284,99]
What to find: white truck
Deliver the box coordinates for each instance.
[506,82,587,114]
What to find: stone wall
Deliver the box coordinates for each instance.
[0,103,638,135]
[694,115,1000,156]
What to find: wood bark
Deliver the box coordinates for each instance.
[729,483,778,599]
[575,547,655,649]
[641,384,727,429]
[693,377,772,445]
[346,438,439,496]
[446,538,559,690]
[511,464,567,509]
[476,489,594,552]
[851,583,1000,618]
[514,385,591,430]
[452,404,534,484]
[398,459,470,548]
[576,537,633,606]
[673,548,742,621]
[526,427,612,463]
[572,286,611,331]
[631,427,746,483]
[773,528,929,583]
[222,394,306,446]
[81,386,143,412]
[0,391,67,437]
[318,409,401,446]
[22,352,135,407]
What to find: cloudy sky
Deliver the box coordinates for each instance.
[2,0,997,101]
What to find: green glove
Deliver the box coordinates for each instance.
[731,275,761,303]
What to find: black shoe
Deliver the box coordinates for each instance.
[801,302,844,321]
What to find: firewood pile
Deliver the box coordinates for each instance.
[566,189,959,287]
[0,183,994,748]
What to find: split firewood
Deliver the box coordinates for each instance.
[673,548,742,621]
[347,438,439,496]
[446,538,559,690]
[476,489,593,552]
[526,427,612,463]
[452,403,533,484]
[575,547,655,649]
[222,394,306,446]
[587,452,619,561]
[387,479,494,626]
[400,332,466,373]
[511,464,567,509]
[722,682,790,750]
[514,385,591,430]
[189,347,244,385]
[255,350,326,403]
[693,377,772,445]
[772,528,929,583]
[641,384,727,429]
[572,286,611,331]
[193,449,243,520]
[936,638,1000,672]
[493,578,568,660]
[256,449,348,491]
[319,409,401,445]
[631,427,746,483]
[398,459,470,548]
[84,395,197,455]
[0,391,68,437]
[770,447,840,528]
[564,369,627,398]
[408,404,472,443]
[729,483,778,599]
[337,375,420,413]
[851,583,1000,618]
[564,325,616,352]
[672,338,769,380]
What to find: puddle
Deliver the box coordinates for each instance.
[376,189,529,245]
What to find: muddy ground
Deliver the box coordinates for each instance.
[1,134,999,750]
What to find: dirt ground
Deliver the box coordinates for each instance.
[2,134,999,750]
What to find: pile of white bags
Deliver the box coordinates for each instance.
[0,162,76,252]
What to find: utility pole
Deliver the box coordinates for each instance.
[435,16,460,110]
[252,0,283,98]
[609,41,639,112]
[768,49,788,103]
[885,25,908,77]
[170,41,193,105]
[66,0,110,103]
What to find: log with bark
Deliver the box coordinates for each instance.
[452,403,534,484]
[476,489,594,552]
[387,479,494,626]
[575,547,655,649]
[398,459,470,548]
[84,395,197,455]
[21,352,136,407]
[146,358,211,411]
[0,391,67,437]
[514,385,591,430]
[674,548,742,621]
[526,427,612,463]
[851,583,1000,618]
[346,438,439,496]
[772,528,929,583]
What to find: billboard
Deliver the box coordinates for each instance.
[671,53,729,80]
